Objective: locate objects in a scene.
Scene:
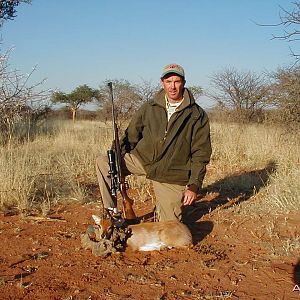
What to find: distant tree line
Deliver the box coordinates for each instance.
[50,65,300,127]
[51,79,206,124]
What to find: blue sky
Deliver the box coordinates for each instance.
[1,0,298,107]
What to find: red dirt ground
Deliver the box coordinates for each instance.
[0,190,299,300]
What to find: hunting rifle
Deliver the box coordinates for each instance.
[107,82,137,221]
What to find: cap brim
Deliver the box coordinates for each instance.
[161,71,184,79]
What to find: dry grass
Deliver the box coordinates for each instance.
[208,122,300,213]
[0,120,111,213]
[0,120,299,215]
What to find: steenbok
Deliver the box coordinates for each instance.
[92,215,192,252]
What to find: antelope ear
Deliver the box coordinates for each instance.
[92,214,102,225]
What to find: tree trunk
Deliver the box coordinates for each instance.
[71,108,76,123]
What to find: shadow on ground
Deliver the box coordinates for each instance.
[183,160,276,244]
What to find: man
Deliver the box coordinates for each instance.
[96,63,212,222]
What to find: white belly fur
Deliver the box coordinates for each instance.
[139,241,167,251]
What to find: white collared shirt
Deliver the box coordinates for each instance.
[165,95,184,121]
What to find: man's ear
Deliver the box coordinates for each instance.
[160,79,164,88]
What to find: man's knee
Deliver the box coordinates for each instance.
[156,202,182,222]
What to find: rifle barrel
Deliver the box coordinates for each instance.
[107,82,137,220]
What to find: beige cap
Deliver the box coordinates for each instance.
[161,63,185,79]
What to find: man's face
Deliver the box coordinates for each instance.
[161,75,185,102]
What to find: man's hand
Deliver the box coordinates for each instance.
[182,189,198,206]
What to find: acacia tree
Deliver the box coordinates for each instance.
[271,2,300,61]
[0,0,31,26]
[135,79,160,103]
[209,67,269,122]
[98,79,142,123]
[0,0,50,145]
[269,66,300,124]
[257,1,300,61]
[52,85,100,123]
[0,48,50,144]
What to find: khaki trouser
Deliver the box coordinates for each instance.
[95,153,186,221]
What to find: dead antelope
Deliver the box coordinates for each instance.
[92,215,192,252]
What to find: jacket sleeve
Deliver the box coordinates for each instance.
[120,104,146,155]
[187,110,212,192]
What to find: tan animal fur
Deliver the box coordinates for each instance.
[92,215,192,252]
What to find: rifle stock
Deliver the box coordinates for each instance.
[107,82,137,220]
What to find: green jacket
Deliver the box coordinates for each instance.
[120,88,212,191]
